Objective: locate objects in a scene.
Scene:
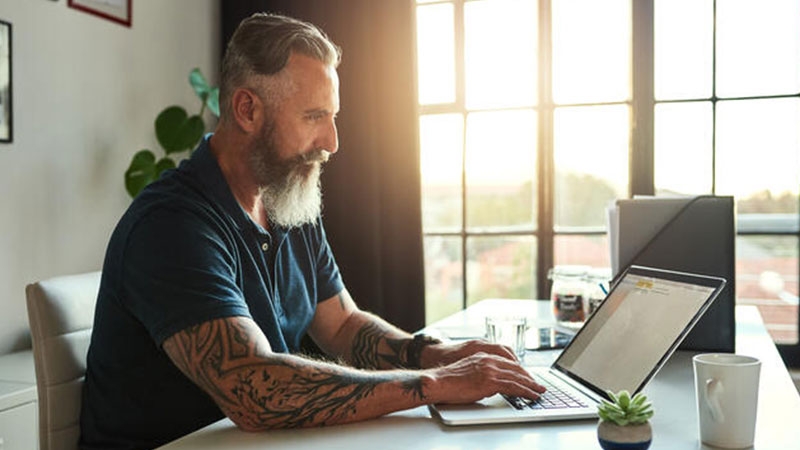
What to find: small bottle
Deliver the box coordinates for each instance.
[549,265,589,329]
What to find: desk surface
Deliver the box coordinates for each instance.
[0,350,36,410]
[159,303,800,450]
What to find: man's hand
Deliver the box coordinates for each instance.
[423,352,546,404]
[419,339,519,369]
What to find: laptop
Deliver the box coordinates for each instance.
[429,265,726,426]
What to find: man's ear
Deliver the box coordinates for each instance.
[230,88,262,133]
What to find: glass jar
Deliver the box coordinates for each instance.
[584,267,612,318]
[548,265,589,329]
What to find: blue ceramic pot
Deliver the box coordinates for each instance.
[597,420,652,450]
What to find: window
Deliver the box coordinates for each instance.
[415,0,800,362]
[653,0,800,351]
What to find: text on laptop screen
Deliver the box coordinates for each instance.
[555,273,716,394]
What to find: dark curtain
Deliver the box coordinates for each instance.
[221,1,425,333]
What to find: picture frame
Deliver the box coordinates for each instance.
[67,0,132,27]
[0,20,11,143]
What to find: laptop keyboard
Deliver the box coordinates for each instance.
[502,376,588,410]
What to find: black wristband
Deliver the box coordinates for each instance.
[406,334,442,369]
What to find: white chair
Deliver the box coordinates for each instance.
[26,271,101,450]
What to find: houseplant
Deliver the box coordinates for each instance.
[597,390,654,450]
[124,68,220,198]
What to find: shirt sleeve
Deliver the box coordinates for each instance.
[120,207,252,345]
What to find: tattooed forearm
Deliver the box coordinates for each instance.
[227,361,386,429]
[163,317,426,431]
[350,322,411,370]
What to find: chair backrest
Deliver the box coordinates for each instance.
[26,271,101,450]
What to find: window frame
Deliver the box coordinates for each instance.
[415,0,800,366]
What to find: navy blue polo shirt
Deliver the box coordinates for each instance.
[79,135,344,450]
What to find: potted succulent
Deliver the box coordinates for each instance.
[597,390,654,450]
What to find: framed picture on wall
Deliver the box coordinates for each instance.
[0,20,11,143]
[67,0,132,27]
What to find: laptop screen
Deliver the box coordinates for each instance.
[553,266,725,396]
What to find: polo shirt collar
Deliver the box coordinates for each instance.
[188,134,289,244]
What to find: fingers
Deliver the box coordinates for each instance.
[427,339,518,368]
[489,357,547,396]
[459,339,519,362]
[428,352,547,404]
[496,378,546,400]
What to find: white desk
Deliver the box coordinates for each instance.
[0,350,38,450]
[159,303,800,449]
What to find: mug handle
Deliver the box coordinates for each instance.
[705,378,725,422]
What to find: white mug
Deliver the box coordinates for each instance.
[693,353,761,448]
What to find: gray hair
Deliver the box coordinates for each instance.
[219,13,342,119]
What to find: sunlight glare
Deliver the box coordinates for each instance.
[420,113,463,186]
[654,0,713,100]
[655,102,713,195]
[464,0,537,109]
[715,98,800,198]
[552,0,630,104]
[417,3,456,105]
[554,105,629,193]
[716,0,800,97]
[465,110,537,186]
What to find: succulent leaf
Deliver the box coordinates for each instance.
[598,390,654,426]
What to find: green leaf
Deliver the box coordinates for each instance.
[631,393,647,409]
[155,107,206,154]
[189,68,211,98]
[154,156,176,177]
[600,390,655,426]
[189,68,220,117]
[206,87,220,117]
[124,150,157,198]
[618,391,631,410]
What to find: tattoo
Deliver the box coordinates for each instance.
[351,322,411,370]
[163,318,423,430]
[231,363,384,428]
[401,377,425,401]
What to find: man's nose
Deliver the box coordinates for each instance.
[322,119,339,154]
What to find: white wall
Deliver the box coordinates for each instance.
[0,0,220,353]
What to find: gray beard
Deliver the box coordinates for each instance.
[250,125,326,229]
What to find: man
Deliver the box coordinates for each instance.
[80,13,544,450]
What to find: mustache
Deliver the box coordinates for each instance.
[299,149,331,165]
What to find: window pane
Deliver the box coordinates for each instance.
[554,234,610,268]
[716,98,800,214]
[416,3,456,105]
[737,235,798,344]
[420,113,464,230]
[554,105,629,228]
[654,0,713,100]
[654,102,713,195]
[716,0,800,98]
[466,236,536,306]
[552,0,630,104]
[424,236,464,324]
[464,0,537,109]
[465,110,537,229]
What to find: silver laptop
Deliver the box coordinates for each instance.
[429,265,726,426]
